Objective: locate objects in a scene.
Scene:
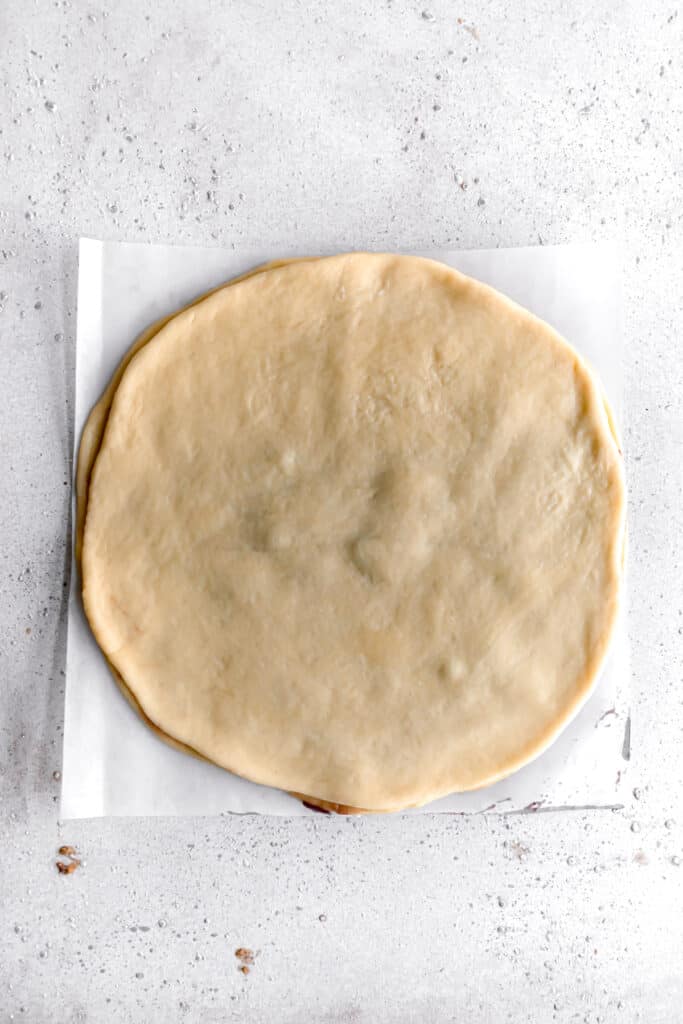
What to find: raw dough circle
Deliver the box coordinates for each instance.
[81,253,625,811]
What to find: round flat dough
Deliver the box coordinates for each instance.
[81,253,625,811]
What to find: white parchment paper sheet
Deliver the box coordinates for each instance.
[62,240,629,818]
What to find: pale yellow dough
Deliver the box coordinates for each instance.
[81,253,625,811]
[75,259,301,563]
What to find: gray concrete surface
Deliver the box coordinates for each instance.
[1,1,682,1021]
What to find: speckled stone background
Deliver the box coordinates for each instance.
[1,2,682,1022]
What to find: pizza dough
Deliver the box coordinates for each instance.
[79,253,625,811]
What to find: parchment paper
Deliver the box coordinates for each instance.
[62,240,629,818]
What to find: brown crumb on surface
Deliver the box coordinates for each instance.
[235,947,255,974]
[56,844,81,874]
[56,859,80,874]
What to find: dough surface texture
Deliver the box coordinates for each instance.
[81,253,625,811]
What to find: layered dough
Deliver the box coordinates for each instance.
[79,253,625,811]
